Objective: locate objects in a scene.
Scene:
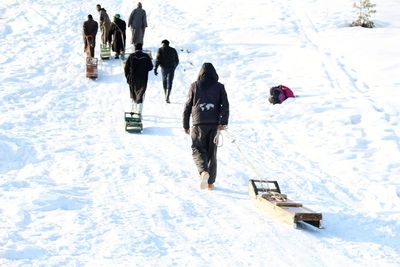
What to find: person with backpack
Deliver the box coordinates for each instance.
[154,40,179,103]
[96,4,111,46]
[124,43,153,117]
[183,63,229,190]
[128,2,147,46]
[83,14,98,58]
[110,14,126,59]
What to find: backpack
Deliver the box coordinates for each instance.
[268,85,294,104]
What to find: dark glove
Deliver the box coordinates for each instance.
[154,69,158,76]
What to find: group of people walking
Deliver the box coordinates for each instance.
[83,2,229,190]
[83,2,147,59]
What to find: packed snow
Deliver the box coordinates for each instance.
[1,0,399,266]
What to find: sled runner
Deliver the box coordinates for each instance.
[124,112,143,133]
[86,57,98,79]
[248,179,322,228]
[100,44,111,60]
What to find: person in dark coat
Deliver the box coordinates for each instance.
[110,14,126,59]
[128,2,147,46]
[124,43,153,116]
[83,14,98,58]
[96,4,111,46]
[154,40,179,103]
[183,63,229,190]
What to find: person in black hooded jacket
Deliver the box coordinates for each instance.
[183,63,229,190]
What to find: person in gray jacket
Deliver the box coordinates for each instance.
[96,4,111,46]
[128,2,147,46]
[183,63,229,190]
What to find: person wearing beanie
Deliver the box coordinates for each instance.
[154,39,179,103]
[124,42,153,117]
[109,13,126,59]
[83,14,98,57]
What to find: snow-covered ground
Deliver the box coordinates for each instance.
[1,0,399,266]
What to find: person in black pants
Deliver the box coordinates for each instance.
[154,40,179,103]
[183,63,229,190]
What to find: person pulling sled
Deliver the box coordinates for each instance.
[110,14,126,59]
[124,43,153,122]
[183,63,229,190]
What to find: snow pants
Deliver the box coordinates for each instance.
[191,125,219,184]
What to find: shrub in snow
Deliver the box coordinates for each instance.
[351,0,376,28]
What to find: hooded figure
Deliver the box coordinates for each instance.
[154,39,179,103]
[110,14,126,59]
[124,43,153,116]
[128,2,147,45]
[183,63,230,190]
[83,14,98,57]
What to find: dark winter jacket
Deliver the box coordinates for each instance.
[83,18,98,39]
[110,17,126,52]
[124,50,153,85]
[183,63,229,129]
[155,45,179,70]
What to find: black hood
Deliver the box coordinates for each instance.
[197,63,219,85]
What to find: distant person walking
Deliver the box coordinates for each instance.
[83,14,98,58]
[124,43,153,117]
[96,4,111,46]
[183,63,229,190]
[154,40,179,103]
[110,14,126,59]
[128,2,147,46]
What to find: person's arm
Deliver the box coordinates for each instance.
[174,49,179,68]
[128,11,133,28]
[183,84,194,133]
[154,49,161,75]
[124,57,131,82]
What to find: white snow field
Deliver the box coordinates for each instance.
[1,0,399,266]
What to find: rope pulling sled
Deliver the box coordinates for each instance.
[222,129,323,229]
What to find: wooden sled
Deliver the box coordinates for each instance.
[249,179,323,228]
[86,57,98,79]
[124,112,143,133]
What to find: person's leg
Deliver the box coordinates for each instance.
[129,84,137,107]
[191,125,209,175]
[161,68,168,99]
[207,126,219,184]
[166,69,175,103]
[101,26,106,45]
